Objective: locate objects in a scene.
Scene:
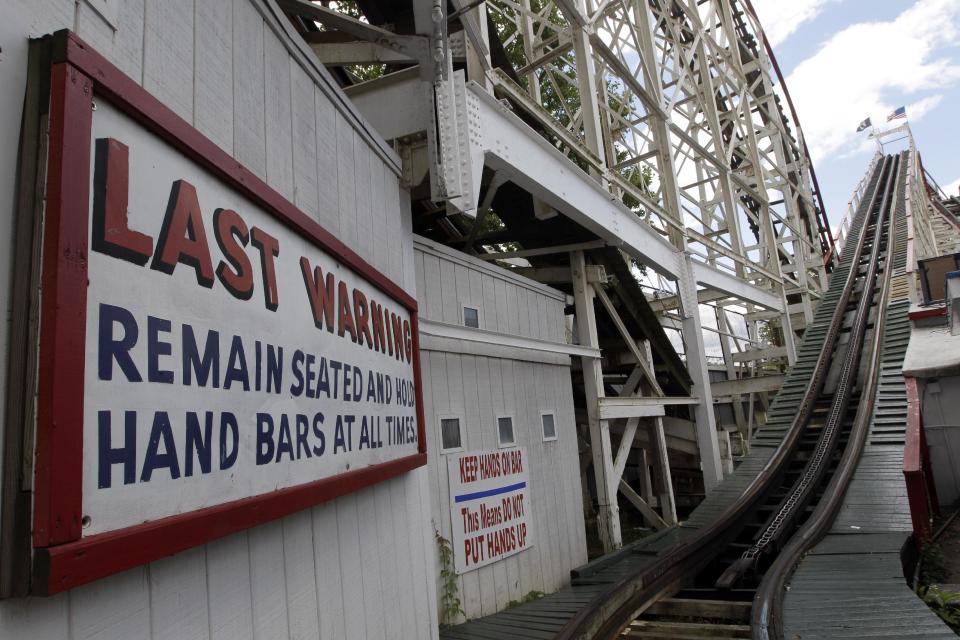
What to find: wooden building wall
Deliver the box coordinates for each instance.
[0,1,436,638]
[415,237,588,621]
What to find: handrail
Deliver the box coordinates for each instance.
[903,376,941,546]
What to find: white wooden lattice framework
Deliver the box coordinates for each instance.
[281,0,832,551]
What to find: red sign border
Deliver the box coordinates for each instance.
[31,31,427,595]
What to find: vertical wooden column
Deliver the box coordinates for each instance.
[677,255,724,492]
[571,250,621,551]
[642,341,677,525]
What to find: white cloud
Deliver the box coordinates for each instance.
[784,0,960,163]
[751,0,834,46]
[942,176,960,197]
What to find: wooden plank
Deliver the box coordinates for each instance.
[387,477,419,637]
[69,566,150,640]
[281,511,320,639]
[335,495,367,639]
[0,592,68,639]
[374,483,401,637]
[263,27,294,199]
[206,532,254,640]
[370,153,389,274]
[358,483,385,639]
[232,0,267,178]
[143,0,193,122]
[439,254,460,325]
[646,598,751,621]
[290,61,319,218]
[194,0,234,153]
[423,254,444,321]
[314,86,340,234]
[311,502,347,639]
[335,111,358,249]
[148,547,210,640]
[248,521,290,640]
[410,470,439,635]
[76,0,145,82]
[353,134,375,264]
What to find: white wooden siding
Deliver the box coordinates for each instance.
[414,239,588,621]
[414,236,568,343]
[0,1,436,639]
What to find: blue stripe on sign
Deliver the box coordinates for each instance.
[454,481,526,503]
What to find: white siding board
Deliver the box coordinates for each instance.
[383,479,417,638]
[149,548,210,640]
[517,288,532,338]
[335,496,367,640]
[373,483,401,633]
[335,111,358,250]
[0,592,68,640]
[143,0,194,123]
[438,258,459,325]
[480,275,496,333]
[370,158,389,275]
[314,87,340,234]
[353,135,375,264]
[76,0,145,82]
[454,263,471,321]
[412,469,440,638]
[290,63,319,219]
[69,567,151,640]
[232,0,266,179]
[16,0,74,37]
[206,533,254,640]
[387,180,417,294]
[194,0,234,153]
[248,522,290,640]
[263,27,294,200]
[468,269,485,328]
[311,502,347,640]
[521,361,549,592]
[356,491,386,640]
[422,254,443,321]
[281,511,320,640]
[539,366,565,591]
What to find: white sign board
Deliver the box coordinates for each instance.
[80,101,421,536]
[447,448,533,574]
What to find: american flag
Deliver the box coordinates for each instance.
[887,106,906,122]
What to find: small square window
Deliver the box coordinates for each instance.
[541,412,557,441]
[497,416,515,447]
[463,306,480,328]
[440,417,463,452]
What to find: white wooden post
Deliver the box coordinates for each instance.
[571,250,621,550]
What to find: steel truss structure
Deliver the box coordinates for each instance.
[280,0,833,551]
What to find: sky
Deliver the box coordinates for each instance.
[751,0,960,228]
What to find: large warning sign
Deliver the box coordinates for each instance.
[28,34,425,593]
[447,448,533,573]
[79,102,421,535]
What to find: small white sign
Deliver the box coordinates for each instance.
[447,448,532,574]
